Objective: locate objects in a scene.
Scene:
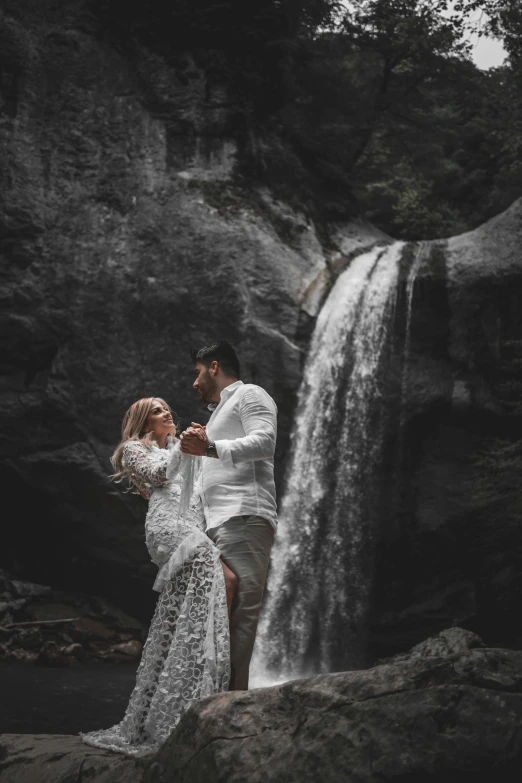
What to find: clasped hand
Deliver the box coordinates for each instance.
[180,422,210,456]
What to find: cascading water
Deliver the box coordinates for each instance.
[400,241,430,426]
[251,241,405,685]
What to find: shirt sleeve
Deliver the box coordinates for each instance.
[214,386,277,469]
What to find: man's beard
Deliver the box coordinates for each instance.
[199,369,218,403]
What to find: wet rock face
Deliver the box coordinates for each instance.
[372,201,522,658]
[154,628,522,783]
[0,5,343,618]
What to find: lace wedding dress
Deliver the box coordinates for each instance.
[81,439,230,756]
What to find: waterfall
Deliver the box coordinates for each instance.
[400,241,429,427]
[251,241,404,686]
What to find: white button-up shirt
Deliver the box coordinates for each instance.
[200,381,278,532]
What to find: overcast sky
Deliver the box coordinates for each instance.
[339,2,508,70]
[441,3,507,70]
[470,34,506,69]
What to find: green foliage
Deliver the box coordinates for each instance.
[351,57,522,237]
[3,0,522,238]
[81,0,340,109]
[271,0,522,238]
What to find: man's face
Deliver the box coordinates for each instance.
[193,361,218,404]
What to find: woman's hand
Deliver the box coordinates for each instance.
[190,422,207,438]
[180,426,210,455]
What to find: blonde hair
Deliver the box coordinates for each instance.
[111,397,173,485]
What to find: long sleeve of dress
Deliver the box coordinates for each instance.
[122,440,183,499]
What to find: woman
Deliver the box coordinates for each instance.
[81,398,235,756]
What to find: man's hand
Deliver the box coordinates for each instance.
[180,425,210,456]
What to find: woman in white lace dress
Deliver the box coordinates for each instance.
[81,397,234,756]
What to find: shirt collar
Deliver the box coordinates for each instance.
[207,380,243,411]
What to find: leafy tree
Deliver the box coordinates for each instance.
[278,0,522,237]
[266,0,505,231]
[2,0,521,236]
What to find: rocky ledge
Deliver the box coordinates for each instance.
[1,627,521,782]
[0,571,145,666]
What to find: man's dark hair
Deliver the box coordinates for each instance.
[190,340,240,379]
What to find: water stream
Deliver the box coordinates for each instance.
[400,241,430,427]
[251,241,405,685]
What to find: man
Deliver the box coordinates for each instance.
[180,340,277,690]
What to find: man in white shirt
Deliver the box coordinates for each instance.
[180,341,277,690]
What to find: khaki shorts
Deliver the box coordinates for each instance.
[207,515,274,690]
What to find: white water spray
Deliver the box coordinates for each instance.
[251,241,404,687]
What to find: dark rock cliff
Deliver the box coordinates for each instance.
[1,1,521,661]
[372,201,522,658]
[0,2,378,618]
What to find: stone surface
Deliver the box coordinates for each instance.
[148,628,522,783]
[0,734,144,783]
[370,203,522,657]
[0,3,379,621]
[0,572,145,665]
[1,628,521,783]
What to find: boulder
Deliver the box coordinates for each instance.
[1,628,521,783]
[148,628,522,783]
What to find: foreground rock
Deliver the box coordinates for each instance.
[0,735,144,783]
[1,628,521,782]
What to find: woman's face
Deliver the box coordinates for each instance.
[144,399,176,442]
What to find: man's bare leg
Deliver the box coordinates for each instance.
[221,559,238,618]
